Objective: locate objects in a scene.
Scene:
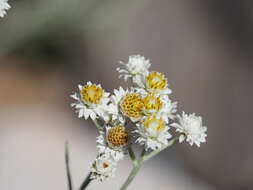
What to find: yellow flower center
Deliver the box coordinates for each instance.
[146,72,167,91]
[120,93,144,119]
[81,84,104,104]
[107,126,128,148]
[143,115,165,132]
[143,94,163,114]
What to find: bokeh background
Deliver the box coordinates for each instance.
[0,0,252,190]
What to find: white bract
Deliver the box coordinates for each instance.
[90,153,117,182]
[70,82,110,121]
[136,115,172,150]
[171,112,207,147]
[0,0,10,18]
[117,55,151,87]
[106,87,128,123]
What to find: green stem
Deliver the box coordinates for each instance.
[92,119,103,131]
[128,146,136,161]
[65,142,73,190]
[79,172,93,190]
[143,136,179,161]
[120,137,179,189]
[120,149,146,190]
[120,161,143,190]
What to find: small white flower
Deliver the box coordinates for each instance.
[0,0,10,18]
[70,82,110,121]
[90,153,117,182]
[171,112,207,147]
[135,115,172,150]
[96,125,128,161]
[117,55,151,87]
[106,87,128,123]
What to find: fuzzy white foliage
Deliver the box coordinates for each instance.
[0,0,10,18]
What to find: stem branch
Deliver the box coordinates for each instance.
[128,146,136,161]
[92,119,103,131]
[120,162,142,190]
[143,137,179,161]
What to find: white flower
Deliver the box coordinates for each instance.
[70,82,110,121]
[106,87,128,123]
[96,125,128,161]
[0,0,10,18]
[135,115,172,150]
[90,153,117,182]
[171,112,207,147]
[117,55,151,87]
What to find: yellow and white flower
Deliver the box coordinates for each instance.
[142,94,177,123]
[90,153,117,182]
[70,81,110,121]
[171,112,207,147]
[97,125,128,161]
[144,71,172,95]
[0,0,10,18]
[136,115,172,150]
[120,92,144,122]
[117,55,151,87]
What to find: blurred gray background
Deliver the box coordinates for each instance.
[0,0,252,190]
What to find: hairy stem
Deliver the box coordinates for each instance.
[120,161,143,190]
[143,137,179,161]
[128,146,136,161]
[92,119,103,131]
[120,149,146,190]
[79,172,93,190]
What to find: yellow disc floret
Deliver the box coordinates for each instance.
[120,93,144,119]
[81,84,104,104]
[143,115,165,132]
[143,94,163,114]
[146,72,167,91]
[107,126,128,148]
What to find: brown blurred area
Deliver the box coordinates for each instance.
[0,0,252,190]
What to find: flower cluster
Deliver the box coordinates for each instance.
[71,55,207,182]
[0,0,10,18]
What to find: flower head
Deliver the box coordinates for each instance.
[90,153,117,182]
[71,82,110,121]
[171,112,207,147]
[145,72,172,95]
[120,93,144,122]
[107,126,128,149]
[97,125,128,161]
[0,0,10,18]
[136,115,172,150]
[142,94,177,123]
[117,55,151,87]
[142,94,163,115]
